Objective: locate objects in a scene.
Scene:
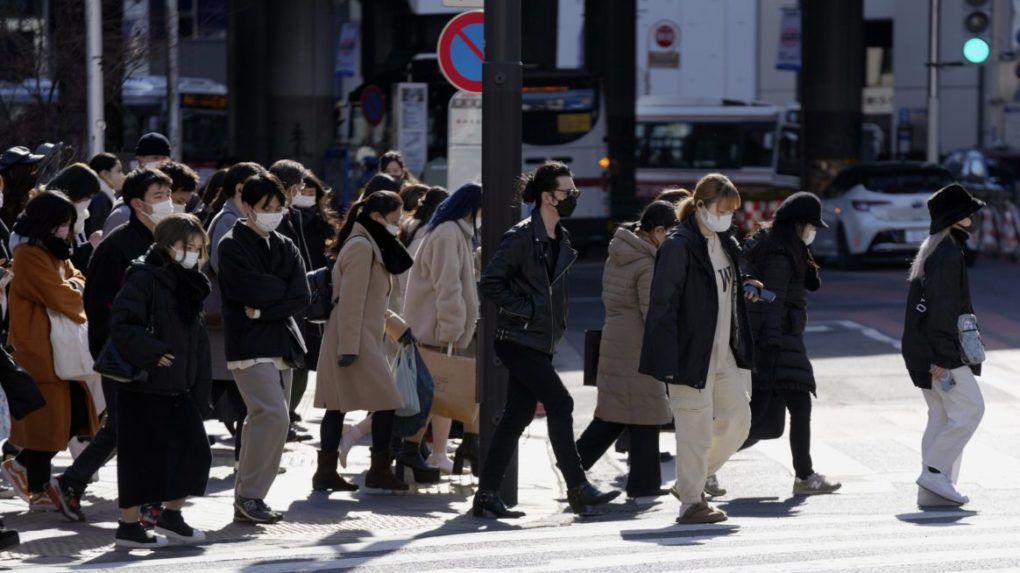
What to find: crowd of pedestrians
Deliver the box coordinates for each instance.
[0,133,990,549]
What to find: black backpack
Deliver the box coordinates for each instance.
[305,266,334,323]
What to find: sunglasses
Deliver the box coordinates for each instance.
[554,187,580,199]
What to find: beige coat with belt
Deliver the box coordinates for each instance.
[402,218,478,349]
[594,227,671,426]
[315,223,408,412]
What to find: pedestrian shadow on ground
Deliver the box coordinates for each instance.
[714,496,807,518]
[618,523,740,547]
[895,508,979,526]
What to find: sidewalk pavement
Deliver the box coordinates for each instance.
[0,346,601,570]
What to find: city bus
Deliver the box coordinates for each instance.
[345,64,609,242]
[635,99,801,232]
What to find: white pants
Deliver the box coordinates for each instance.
[920,366,984,480]
[669,358,752,503]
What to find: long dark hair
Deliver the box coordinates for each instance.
[750,218,817,274]
[13,191,77,243]
[330,191,403,257]
[627,200,678,238]
[201,168,228,212]
[427,183,479,233]
[401,187,448,246]
[518,161,571,204]
[47,163,101,202]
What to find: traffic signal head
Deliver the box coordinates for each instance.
[962,0,992,64]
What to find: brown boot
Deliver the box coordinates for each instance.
[675,501,727,524]
[312,451,359,492]
[365,449,409,492]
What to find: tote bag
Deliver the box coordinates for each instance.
[47,310,98,383]
[419,344,478,424]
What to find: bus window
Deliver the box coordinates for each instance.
[522,87,598,146]
[636,121,775,170]
[182,110,227,164]
[777,126,801,176]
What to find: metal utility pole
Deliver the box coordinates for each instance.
[927,0,940,164]
[166,0,181,160]
[85,0,105,157]
[479,0,522,506]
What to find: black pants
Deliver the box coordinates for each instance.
[479,341,586,491]
[320,410,393,454]
[62,378,118,492]
[17,382,89,493]
[743,388,814,480]
[576,418,661,496]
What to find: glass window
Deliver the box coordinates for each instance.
[635,121,776,170]
[777,127,800,176]
[522,87,598,146]
[861,169,954,194]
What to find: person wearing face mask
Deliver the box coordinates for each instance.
[575,200,679,499]
[40,163,103,272]
[157,161,204,218]
[902,184,986,508]
[314,191,416,493]
[105,214,213,548]
[135,132,172,171]
[473,162,620,519]
[217,173,309,524]
[742,192,841,497]
[40,168,174,524]
[86,153,127,237]
[1,192,99,513]
[378,150,420,187]
[640,173,759,524]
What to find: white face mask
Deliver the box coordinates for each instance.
[175,248,200,269]
[699,205,733,233]
[254,211,285,234]
[144,161,164,170]
[385,223,400,236]
[292,193,316,209]
[147,199,174,225]
[802,227,817,246]
[74,201,90,235]
[172,203,187,214]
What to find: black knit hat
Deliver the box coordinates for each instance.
[928,183,984,235]
[774,191,829,229]
[134,132,171,158]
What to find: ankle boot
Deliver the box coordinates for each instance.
[567,482,621,515]
[472,490,525,519]
[312,451,359,492]
[393,440,441,484]
[365,449,409,492]
[453,433,480,477]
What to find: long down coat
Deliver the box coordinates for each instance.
[315,223,409,412]
[594,228,671,426]
[8,244,99,452]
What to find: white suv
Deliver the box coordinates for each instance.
[812,163,955,269]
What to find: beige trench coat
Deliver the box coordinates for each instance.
[315,223,408,412]
[593,228,671,426]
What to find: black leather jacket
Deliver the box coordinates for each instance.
[479,210,577,355]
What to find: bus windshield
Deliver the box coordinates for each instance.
[522,86,598,146]
[635,121,776,170]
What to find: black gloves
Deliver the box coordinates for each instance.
[337,354,357,367]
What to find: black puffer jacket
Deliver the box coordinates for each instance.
[109,249,212,411]
[902,230,980,389]
[639,216,754,389]
[744,232,819,395]
[479,209,577,355]
[218,221,310,366]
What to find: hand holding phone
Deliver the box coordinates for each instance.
[743,284,777,303]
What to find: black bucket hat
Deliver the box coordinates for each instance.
[774,191,829,229]
[928,183,985,235]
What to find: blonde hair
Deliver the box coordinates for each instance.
[676,173,741,221]
[908,228,951,282]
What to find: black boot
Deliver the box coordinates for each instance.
[365,449,409,492]
[312,451,359,492]
[0,518,19,551]
[393,440,441,484]
[471,490,525,519]
[453,433,480,477]
[567,482,621,516]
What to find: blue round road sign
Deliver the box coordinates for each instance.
[361,85,385,127]
[438,10,484,93]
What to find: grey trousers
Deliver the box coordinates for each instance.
[232,364,293,500]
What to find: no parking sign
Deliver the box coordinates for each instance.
[438,10,484,93]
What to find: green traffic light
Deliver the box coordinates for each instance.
[963,37,990,64]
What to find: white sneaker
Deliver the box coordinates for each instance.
[917,486,964,508]
[704,474,727,498]
[917,470,968,505]
[426,452,461,475]
[793,473,842,496]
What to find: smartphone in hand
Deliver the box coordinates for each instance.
[743,284,777,303]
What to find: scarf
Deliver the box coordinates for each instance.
[147,248,211,320]
[41,237,72,260]
[357,212,414,275]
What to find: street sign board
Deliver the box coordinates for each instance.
[448,90,482,189]
[360,84,385,126]
[438,10,484,93]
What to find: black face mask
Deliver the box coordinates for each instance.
[42,236,72,260]
[554,194,578,218]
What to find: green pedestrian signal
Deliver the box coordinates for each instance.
[963,37,990,64]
